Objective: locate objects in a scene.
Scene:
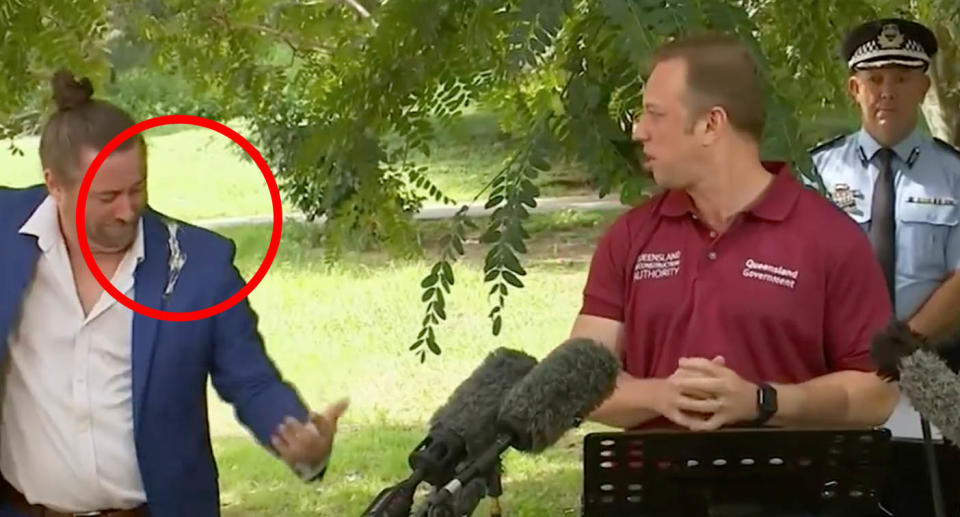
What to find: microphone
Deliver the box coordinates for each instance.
[872,321,960,444]
[418,338,620,513]
[425,347,540,464]
[498,337,621,452]
[361,347,537,517]
[871,320,954,517]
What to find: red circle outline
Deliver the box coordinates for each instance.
[76,115,282,322]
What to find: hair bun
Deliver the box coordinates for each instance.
[51,69,94,111]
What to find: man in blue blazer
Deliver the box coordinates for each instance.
[0,73,345,516]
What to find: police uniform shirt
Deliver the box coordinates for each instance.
[812,129,960,440]
[812,128,960,320]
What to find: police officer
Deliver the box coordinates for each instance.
[811,18,960,439]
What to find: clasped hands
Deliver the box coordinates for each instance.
[654,356,760,431]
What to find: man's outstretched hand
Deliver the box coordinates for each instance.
[272,398,350,469]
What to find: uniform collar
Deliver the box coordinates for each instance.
[661,161,799,222]
[857,127,925,167]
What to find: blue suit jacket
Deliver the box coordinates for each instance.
[0,185,309,516]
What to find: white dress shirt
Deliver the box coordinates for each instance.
[1,196,147,512]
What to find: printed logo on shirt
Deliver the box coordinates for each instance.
[742,259,798,289]
[634,250,681,281]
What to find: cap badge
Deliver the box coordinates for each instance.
[878,23,904,49]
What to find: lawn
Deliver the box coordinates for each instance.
[1,111,593,223]
[206,209,624,516]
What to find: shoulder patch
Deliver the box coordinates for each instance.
[808,134,847,155]
[933,137,960,160]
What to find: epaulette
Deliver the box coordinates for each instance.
[808,134,847,155]
[933,137,960,161]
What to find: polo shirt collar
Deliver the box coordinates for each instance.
[660,161,799,222]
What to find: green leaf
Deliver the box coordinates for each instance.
[480,228,501,244]
[485,195,504,209]
[530,156,551,171]
[421,274,438,288]
[492,316,502,336]
[427,338,441,355]
[502,270,524,288]
[441,261,454,283]
[421,288,434,302]
[484,269,500,282]
[501,250,527,276]
[485,247,500,269]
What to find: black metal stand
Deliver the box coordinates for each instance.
[919,416,947,517]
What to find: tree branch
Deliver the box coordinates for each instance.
[342,0,371,19]
[240,23,332,55]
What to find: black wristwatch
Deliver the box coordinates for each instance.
[753,383,778,426]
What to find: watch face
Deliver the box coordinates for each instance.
[761,385,777,411]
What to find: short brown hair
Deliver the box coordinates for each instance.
[651,33,766,142]
[39,70,144,184]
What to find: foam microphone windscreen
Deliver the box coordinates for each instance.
[900,348,960,445]
[871,319,925,381]
[497,338,620,453]
[428,347,538,456]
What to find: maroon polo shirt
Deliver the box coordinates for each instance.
[581,163,892,423]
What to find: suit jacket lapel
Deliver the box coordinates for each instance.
[131,211,169,435]
[0,233,41,355]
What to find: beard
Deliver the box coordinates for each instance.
[88,219,139,253]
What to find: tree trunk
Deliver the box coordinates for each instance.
[921,21,960,147]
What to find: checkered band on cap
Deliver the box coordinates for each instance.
[848,37,929,69]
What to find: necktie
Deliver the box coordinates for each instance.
[869,147,897,304]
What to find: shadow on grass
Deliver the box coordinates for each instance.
[220,209,623,276]
[216,421,588,516]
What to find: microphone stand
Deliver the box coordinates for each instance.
[886,282,947,516]
[920,414,947,517]
[486,462,503,517]
[360,470,424,517]
[415,435,514,517]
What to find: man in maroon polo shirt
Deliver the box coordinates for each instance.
[574,33,899,432]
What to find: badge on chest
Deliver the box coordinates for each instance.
[829,183,865,213]
[906,195,957,206]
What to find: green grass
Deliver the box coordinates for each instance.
[2,127,289,221]
[1,112,593,223]
[206,210,623,516]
